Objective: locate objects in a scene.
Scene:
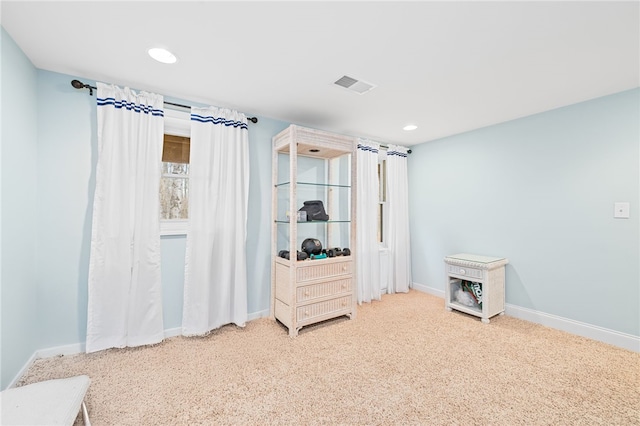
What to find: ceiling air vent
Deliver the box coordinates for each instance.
[334,75,376,94]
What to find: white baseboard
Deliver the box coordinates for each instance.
[248,309,269,321]
[164,327,182,339]
[13,295,637,391]
[7,341,88,389]
[36,342,85,359]
[8,310,272,390]
[505,304,640,353]
[412,282,640,353]
[412,282,444,298]
[159,312,268,339]
[7,351,38,390]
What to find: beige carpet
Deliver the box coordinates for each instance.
[17,291,640,425]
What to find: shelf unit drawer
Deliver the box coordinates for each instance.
[296,296,352,322]
[297,279,351,302]
[296,260,352,282]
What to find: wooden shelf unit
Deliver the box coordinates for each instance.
[270,125,357,336]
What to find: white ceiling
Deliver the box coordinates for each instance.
[2,1,638,146]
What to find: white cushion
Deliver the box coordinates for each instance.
[1,375,90,426]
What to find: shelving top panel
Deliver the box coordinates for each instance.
[273,125,355,159]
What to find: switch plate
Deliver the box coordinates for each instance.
[614,202,630,219]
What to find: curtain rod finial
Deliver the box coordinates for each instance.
[71,79,93,95]
[71,79,84,89]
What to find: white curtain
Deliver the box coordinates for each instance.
[86,83,165,353]
[182,107,249,336]
[356,139,381,303]
[385,144,412,293]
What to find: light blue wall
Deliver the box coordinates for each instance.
[35,69,96,348]
[408,89,640,336]
[32,70,289,339]
[1,28,40,388]
[0,36,290,387]
[246,119,290,315]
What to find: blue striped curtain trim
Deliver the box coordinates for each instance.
[357,143,378,154]
[96,97,164,116]
[190,114,248,129]
[387,150,408,158]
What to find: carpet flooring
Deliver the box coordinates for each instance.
[17,290,640,425]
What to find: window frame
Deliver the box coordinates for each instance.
[160,108,190,236]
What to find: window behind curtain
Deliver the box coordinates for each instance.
[160,108,190,235]
[160,134,190,220]
[378,157,387,243]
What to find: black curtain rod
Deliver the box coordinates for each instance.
[70,79,258,123]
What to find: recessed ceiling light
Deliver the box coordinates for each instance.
[403,124,418,131]
[148,47,177,64]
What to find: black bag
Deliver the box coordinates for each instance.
[298,200,329,221]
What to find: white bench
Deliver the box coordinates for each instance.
[1,375,91,425]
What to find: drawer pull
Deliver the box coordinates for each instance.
[342,301,347,307]
[342,266,347,271]
[460,269,466,275]
[304,290,310,296]
[304,311,309,317]
[342,283,347,289]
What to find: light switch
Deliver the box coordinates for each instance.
[614,202,630,219]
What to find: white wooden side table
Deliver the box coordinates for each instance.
[444,253,509,323]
